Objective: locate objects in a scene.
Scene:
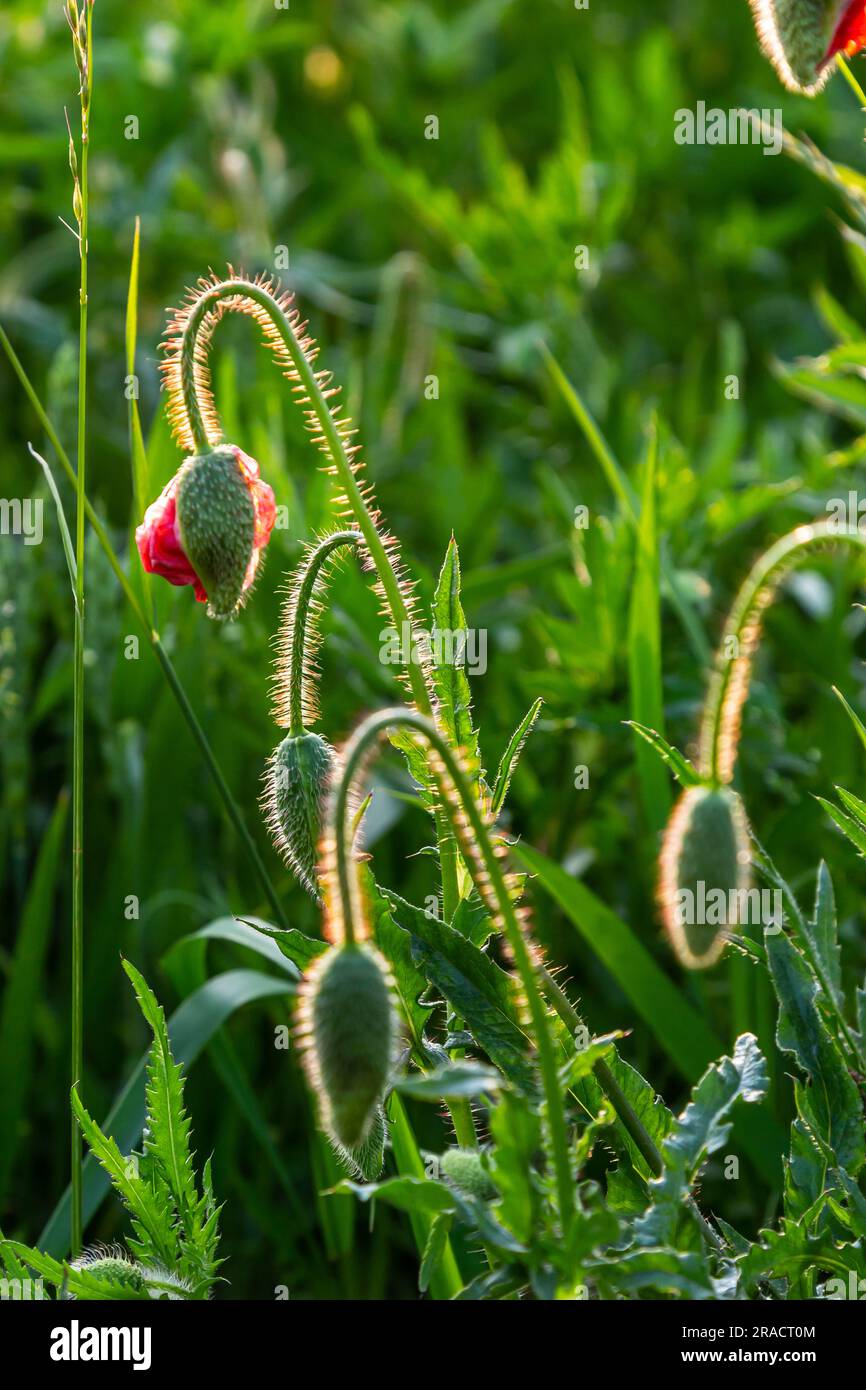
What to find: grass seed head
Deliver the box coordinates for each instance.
[298,943,395,1149]
[263,730,335,900]
[658,785,751,970]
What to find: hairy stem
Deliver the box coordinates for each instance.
[274,529,361,736]
[173,277,462,920]
[700,522,866,785]
[327,708,575,1232]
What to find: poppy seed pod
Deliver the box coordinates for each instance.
[658,785,751,970]
[298,943,395,1150]
[749,1,866,94]
[136,444,276,620]
[263,731,335,899]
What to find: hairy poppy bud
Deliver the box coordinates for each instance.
[658,785,751,970]
[749,1,866,94]
[298,943,395,1149]
[332,1105,387,1181]
[70,1248,146,1295]
[136,445,275,620]
[440,1147,495,1200]
[263,731,335,899]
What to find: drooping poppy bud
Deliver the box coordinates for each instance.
[297,942,395,1149]
[658,785,751,970]
[332,1104,387,1180]
[262,730,335,900]
[136,445,276,620]
[749,1,866,94]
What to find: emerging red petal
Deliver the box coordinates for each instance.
[232,446,277,586]
[820,1,866,71]
[135,475,208,601]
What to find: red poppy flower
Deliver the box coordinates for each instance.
[820,1,866,70]
[136,445,276,618]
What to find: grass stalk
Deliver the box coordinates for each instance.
[68,0,93,1259]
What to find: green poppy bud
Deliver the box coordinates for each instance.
[263,731,335,899]
[440,1147,495,1200]
[298,943,395,1149]
[658,785,751,970]
[168,445,275,619]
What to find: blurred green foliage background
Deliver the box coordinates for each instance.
[3,0,866,1297]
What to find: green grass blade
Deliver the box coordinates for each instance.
[0,793,68,1199]
[125,215,152,617]
[541,344,710,664]
[626,420,670,833]
[388,1093,463,1299]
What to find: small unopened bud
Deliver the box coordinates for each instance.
[263,731,335,899]
[658,785,751,970]
[298,943,396,1149]
[440,1147,495,1200]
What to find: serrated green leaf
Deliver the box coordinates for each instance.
[806,863,843,1008]
[384,889,536,1092]
[625,721,701,789]
[431,536,481,773]
[765,930,865,1175]
[122,959,197,1222]
[490,698,542,818]
[71,1087,178,1268]
[419,1212,452,1293]
[816,794,866,855]
[396,1063,500,1101]
[634,1034,768,1249]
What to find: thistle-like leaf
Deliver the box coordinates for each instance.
[122,958,197,1222]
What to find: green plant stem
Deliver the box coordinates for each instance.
[69,1,93,1260]
[0,327,290,934]
[280,529,361,736]
[837,54,866,110]
[330,708,575,1232]
[537,965,663,1176]
[700,522,866,785]
[178,279,462,924]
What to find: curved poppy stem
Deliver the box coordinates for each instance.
[169,275,461,921]
[325,707,575,1233]
[699,521,866,786]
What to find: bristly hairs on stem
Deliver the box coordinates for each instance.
[272,528,362,736]
[159,271,431,706]
[316,707,576,1233]
[161,270,464,920]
